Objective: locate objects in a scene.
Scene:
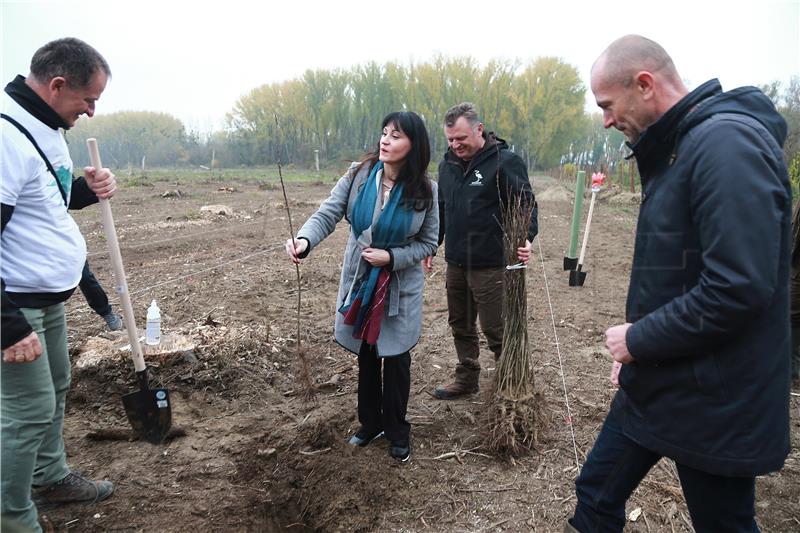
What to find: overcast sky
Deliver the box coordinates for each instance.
[2,0,798,134]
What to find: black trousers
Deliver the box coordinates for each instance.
[79,261,111,317]
[570,395,759,532]
[357,342,411,445]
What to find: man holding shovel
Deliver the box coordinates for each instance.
[2,38,117,532]
[567,35,790,532]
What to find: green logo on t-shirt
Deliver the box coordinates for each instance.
[55,166,72,198]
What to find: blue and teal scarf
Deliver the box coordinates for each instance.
[340,161,413,343]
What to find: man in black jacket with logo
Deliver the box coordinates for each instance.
[567,35,790,532]
[431,102,537,399]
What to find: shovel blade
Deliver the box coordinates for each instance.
[122,387,172,444]
[569,269,587,287]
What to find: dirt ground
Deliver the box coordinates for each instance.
[41,171,799,532]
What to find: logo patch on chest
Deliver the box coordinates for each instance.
[469,169,484,186]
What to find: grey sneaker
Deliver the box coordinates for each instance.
[32,472,114,507]
[348,427,384,447]
[102,312,123,331]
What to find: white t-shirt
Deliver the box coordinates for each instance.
[1,92,85,293]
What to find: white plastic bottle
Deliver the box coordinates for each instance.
[146,299,161,346]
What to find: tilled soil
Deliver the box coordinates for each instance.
[40,173,799,532]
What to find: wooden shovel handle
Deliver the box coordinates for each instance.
[577,191,597,267]
[86,138,146,373]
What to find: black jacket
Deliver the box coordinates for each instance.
[619,79,791,476]
[437,134,537,268]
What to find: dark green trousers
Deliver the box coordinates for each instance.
[1,304,71,533]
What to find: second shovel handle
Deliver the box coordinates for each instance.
[87,138,146,373]
[577,191,597,267]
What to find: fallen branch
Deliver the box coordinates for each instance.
[299,447,331,456]
[432,446,492,461]
[434,451,459,460]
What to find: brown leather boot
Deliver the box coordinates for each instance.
[433,381,478,400]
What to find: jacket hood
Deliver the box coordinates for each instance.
[678,79,787,148]
[630,79,788,173]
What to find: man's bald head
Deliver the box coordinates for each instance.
[590,35,688,142]
[592,34,681,88]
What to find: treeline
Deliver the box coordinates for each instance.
[67,61,799,190]
[68,111,201,169]
[69,56,588,171]
[225,56,588,169]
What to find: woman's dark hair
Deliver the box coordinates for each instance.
[357,111,432,210]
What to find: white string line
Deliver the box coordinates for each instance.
[73,205,216,230]
[127,243,284,296]
[86,220,266,258]
[74,198,241,227]
[73,211,172,227]
[130,244,283,296]
[535,235,581,471]
[68,243,285,317]
[72,192,250,227]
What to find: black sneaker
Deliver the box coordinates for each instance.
[389,441,411,463]
[32,472,114,507]
[348,427,384,447]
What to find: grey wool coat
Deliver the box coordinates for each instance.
[297,163,439,357]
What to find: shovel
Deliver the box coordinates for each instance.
[569,172,606,287]
[87,138,172,444]
[564,170,585,271]
[568,192,593,286]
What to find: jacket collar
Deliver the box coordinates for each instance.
[629,79,721,172]
[444,131,506,171]
[4,75,69,130]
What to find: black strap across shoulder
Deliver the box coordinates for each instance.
[1,113,68,206]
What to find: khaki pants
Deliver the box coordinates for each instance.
[446,264,504,386]
[1,304,71,533]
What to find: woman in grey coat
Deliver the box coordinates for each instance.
[285,111,438,462]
